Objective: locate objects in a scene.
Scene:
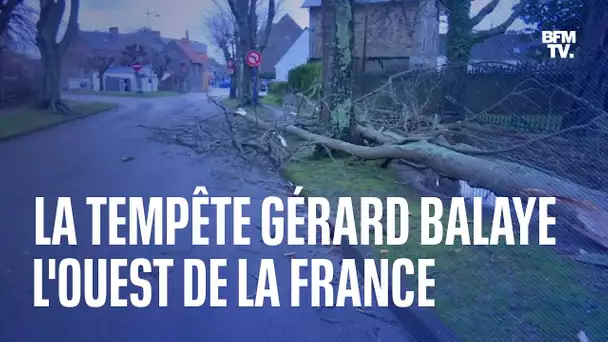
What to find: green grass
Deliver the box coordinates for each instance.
[282,156,608,342]
[261,93,283,106]
[0,100,117,139]
[68,90,179,97]
[220,98,277,121]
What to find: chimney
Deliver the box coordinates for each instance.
[185,30,189,41]
[109,27,119,35]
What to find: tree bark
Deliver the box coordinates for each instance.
[0,0,23,39]
[322,0,361,144]
[560,0,608,130]
[36,0,80,114]
[227,0,275,105]
[320,0,334,124]
[98,72,105,91]
[229,71,238,98]
[39,47,63,111]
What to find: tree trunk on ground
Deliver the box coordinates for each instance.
[323,0,362,144]
[560,0,608,130]
[36,0,80,114]
[231,109,608,249]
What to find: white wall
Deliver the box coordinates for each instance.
[275,29,310,82]
[90,69,158,92]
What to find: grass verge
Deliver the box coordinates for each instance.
[0,100,117,139]
[261,93,283,106]
[220,98,277,121]
[68,90,179,97]
[282,156,608,342]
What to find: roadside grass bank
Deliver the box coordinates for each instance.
[67,90,179,97]
[219,98,277,121]
[261,93,283,106]
[0,100,117,139]
[282,155,608,342]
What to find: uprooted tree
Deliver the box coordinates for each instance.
[36,0,80,114]
[200,0,608,249]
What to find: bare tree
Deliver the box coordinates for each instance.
[440,0,523,119]
[226,0,276,104]
[1,0,37,52]
[560,0,608,129]
[150,49,170,84]
[0,0,22,40]
[36,0,80,114]
[88,52,115,91]
[320,0,361,144]
[204,0,239,98]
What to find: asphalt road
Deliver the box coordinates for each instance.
[0,94,412,342]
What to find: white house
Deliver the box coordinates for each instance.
[91,65,159,92]
[274,28,310,82]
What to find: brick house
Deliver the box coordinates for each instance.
[301,0,441,72]
[161,32,209,92]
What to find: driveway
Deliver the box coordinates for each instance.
[0,94,412,342]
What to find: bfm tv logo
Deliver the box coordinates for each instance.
[542,31,576,59]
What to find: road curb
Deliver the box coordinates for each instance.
[283,178,461,342]
[0,104,117,142]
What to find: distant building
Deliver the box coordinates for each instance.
[259,15,304,77]
[274,28,310,82]
[437,32,542,69]
[90,65,159,92]
[66,27,212,93]
[162,31,209,92]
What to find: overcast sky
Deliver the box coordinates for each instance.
[77,0,528,61]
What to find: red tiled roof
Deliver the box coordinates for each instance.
[175,39,208,64]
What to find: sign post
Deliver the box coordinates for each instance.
[246,50,261,105]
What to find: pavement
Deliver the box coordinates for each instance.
[0,93,412,342]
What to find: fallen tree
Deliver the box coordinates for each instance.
[212,97,608,250]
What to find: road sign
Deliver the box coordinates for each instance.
[246,50,261,68]
[132,62,142,72]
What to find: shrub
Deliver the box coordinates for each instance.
[287,62,321,96]
[259,71,276,80]
[269,81,288,95]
